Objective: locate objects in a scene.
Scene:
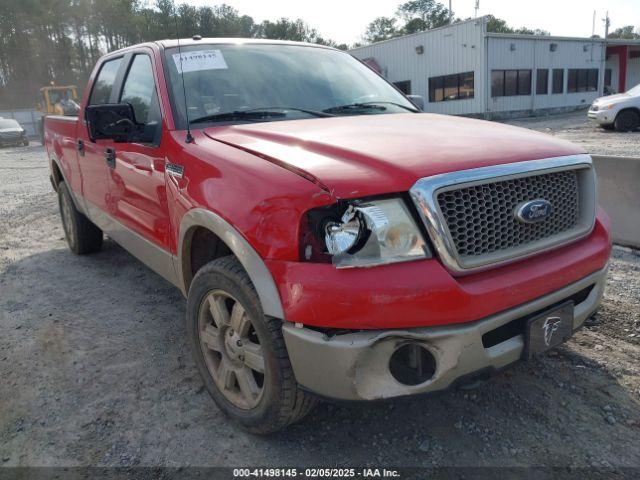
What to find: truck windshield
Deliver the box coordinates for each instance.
[163,43,417,128]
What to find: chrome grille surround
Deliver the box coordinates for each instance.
[409,155,597,275]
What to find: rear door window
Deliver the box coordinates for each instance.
[89,58,123,105]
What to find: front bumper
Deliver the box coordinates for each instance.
[0,136,28,146]
[588,109,614,125]
[283,266,607,401]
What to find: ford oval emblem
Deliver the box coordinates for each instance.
[515,199,553,223]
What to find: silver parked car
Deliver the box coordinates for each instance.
[588,83,640,131]
[0,118,29,147]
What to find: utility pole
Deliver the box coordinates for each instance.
[449,0,453,24]
[599,12,610,96]
[475,1,480,19]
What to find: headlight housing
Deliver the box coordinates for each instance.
[301,198,431,268]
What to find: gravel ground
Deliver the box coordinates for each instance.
[0,143,639,471]
[505,110,640,157]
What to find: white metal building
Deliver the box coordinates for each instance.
[349,17,640,118]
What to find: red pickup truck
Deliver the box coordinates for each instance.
[45,38,611,434]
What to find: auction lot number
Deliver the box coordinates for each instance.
[234,468,400,478]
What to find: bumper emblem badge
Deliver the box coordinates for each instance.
[542,316,562,346]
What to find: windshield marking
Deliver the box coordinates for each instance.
[172,50,228,73]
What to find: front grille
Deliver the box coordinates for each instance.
[437,170,580,259]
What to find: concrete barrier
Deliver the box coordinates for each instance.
[592,155,640,249]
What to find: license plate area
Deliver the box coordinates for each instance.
[525,302,574,359]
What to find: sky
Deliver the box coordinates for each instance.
[186,0,640,45]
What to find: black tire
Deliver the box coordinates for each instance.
[187,256,318,434]
[23,140,29,146]
[614,109,640,132]
[57,181,103,254]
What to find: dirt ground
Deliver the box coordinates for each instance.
[0,138,639,471]
[505,110,640,157]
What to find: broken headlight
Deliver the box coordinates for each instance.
[301,198,431,268]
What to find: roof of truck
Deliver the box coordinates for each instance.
[156,38,337,50]
[104,38,338,57]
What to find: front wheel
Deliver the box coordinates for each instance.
[186,256,317,434]
[614,110,640,132]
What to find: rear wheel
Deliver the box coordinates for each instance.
[187,256,317,434]
[58,181,103,254]
[614,110,640,132]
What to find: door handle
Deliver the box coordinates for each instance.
[132,163,153,172]
[105,147,116,169]
[76,139,85,157]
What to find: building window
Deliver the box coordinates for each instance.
[568,68,599,93]
[393,80,411,95]
[552,69,564,94]
[536,69,549,95]
[429,71,474,102]
[605,68,612,87]
[491,70,532,97]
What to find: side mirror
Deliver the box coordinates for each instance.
[85,103,154,143]
[407,95,424,111]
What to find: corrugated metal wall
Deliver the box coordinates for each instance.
[487,37,604,114]
[606,55,621,92]
[628,55,640,89]
[350,19,487,115]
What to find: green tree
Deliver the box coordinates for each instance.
[609,25,640,39]
[484,15,549,35]
[396,0,451,30]
[364,17,399,43]
[258,18,317,42]
[0,0,342,108]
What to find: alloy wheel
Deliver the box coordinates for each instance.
[197,290,266,409]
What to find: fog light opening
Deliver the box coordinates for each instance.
[389,343,436,386]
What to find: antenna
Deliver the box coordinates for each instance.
[174,17,193,144]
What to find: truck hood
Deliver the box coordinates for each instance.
[204,113,584,198]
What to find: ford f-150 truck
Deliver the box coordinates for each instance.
[45,38,611,434]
